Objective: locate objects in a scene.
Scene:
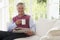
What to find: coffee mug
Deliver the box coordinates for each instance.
[22,19,26,25]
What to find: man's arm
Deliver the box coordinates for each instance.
[8,19,22,32]
[8,21,17,32]
[29,17,36,33]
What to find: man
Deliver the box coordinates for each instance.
[0,3,36,40]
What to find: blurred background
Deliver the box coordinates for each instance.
[0,0,59,31]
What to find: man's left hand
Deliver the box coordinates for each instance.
[25,30,34,36]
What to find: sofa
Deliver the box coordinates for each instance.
[14,18,57,40]
[40,20,60,40]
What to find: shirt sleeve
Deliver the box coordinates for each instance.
[8,21,17,32]
[29,17,36,33]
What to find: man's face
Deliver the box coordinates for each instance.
[17,5,24,15]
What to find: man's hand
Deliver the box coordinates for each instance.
[15,27,22,30]
[23,29,35,36]
[12,27,22,32]
[13,27,23,31]
[15,19,22,25]
[19,28,35,36]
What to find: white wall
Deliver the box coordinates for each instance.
[47,0,59,19]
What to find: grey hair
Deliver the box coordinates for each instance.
[17,2,25,6]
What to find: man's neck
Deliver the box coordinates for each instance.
[18,14,24,17]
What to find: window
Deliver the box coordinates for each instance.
[9,0,47,21]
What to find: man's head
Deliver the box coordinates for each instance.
[17,3,25,15]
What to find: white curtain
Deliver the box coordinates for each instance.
[0,0,9,31]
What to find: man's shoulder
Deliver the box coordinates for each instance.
[13,15,18,19]
[24,15,31,19]
[25,14,30,17]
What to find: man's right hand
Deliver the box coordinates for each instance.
[15,19,22,25]
[12,27,22,32]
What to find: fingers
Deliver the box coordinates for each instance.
[15,19,22,25]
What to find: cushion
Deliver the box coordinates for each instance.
[40,36,60,40]
[49,30,60,36]
[14,35,40,40]
[53,20,60,28]
[36,18,56,36]
[48,20,60,36]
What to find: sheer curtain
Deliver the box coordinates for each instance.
[0,0,9,31]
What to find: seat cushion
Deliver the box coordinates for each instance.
[14,35,40,40]
[49,30,60,36]
[48,20,60,36]
[40,36,60,40]
[48,27,60,36]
